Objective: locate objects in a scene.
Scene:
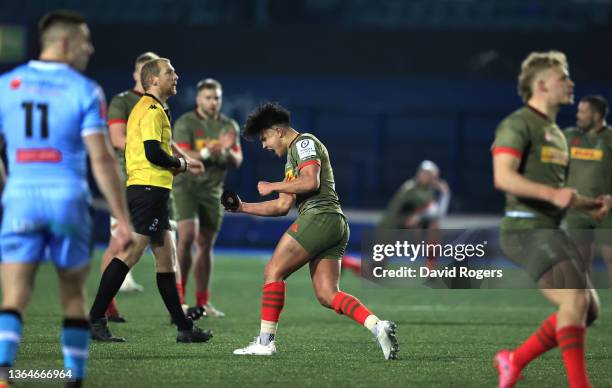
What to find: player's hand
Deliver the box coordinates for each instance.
[221,190,242,212]
[186,156,204,175]
[207,141,223,156]
[115,220,134,251]
[258,181,274,196]
[551,188,576,209]
[220,128,237,150]
[588,194,612,222]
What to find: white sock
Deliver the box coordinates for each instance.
[364,314,380,336]
[260,320,278,345]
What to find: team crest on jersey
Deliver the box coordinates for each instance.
[571,137,581,146]
[149,104,157,110]
[284,168,296,182]
[196,130,205,137]
[10,77,21,90]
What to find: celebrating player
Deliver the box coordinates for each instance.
[0,11,133,387]
[173,78,243,317]
[228,102,398,359]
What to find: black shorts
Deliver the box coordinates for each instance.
[127,185,171,242]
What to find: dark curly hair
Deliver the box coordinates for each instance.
[243,102,290,140]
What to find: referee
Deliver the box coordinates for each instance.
[89,58,212,343]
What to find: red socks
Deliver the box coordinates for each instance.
[105,298,120,317]
[331,291,372,325]
[196,290,209,306]
[261,282,285,322]
[176,282,185,305]
[512,314,590,388]
[557,326,590,388]
[513,313,557,369]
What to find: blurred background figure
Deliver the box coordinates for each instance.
[564,95,612,289]
[379,160,450,230]
[378,160,450,270]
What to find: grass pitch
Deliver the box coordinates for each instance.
[12,250,612,387]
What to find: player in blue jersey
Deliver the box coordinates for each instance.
[0,11,133,387]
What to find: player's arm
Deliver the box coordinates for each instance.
[0,137,5,193]
[143,140,187,172]
[107,96,129,150]
[494,152,603,215]
[218,124,243,168]
[173,141,201,160]
[0,158,6,194]
[236,192,296,217]
[84,133,133,248]
[259,163,320,196]
[108,122,126,150]
[171,141,204,174]
[493,153,575,208]
[172,116,203,165]
[141,110,194,174]
[492,117,577,209]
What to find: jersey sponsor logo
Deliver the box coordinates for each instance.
[540,146,568,166]
[195,139,219,151]
[16,148,62,163]
[10,77,21,90]
[570,147,603,161]
[149,104,157,110]
[297,139,316,159]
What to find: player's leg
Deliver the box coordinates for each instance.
[175,220,196,305]
[151,230,212,343]
[0,198,45,371]
[105,218,144,296]
[89,232,149,341]
[495,234,592,388]
[310,215,398,360]
[174,186,198,305]
[539,286,591,388]
[46,196,97,386]
[192,198,224,316]
[310,258,398,360]
[101,228,125,322]
[55,264,91,387]
[193,227,223,316]
[0,263,38,369]
[233,232,312,355]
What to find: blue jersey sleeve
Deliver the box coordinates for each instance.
[81,81,107,136]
